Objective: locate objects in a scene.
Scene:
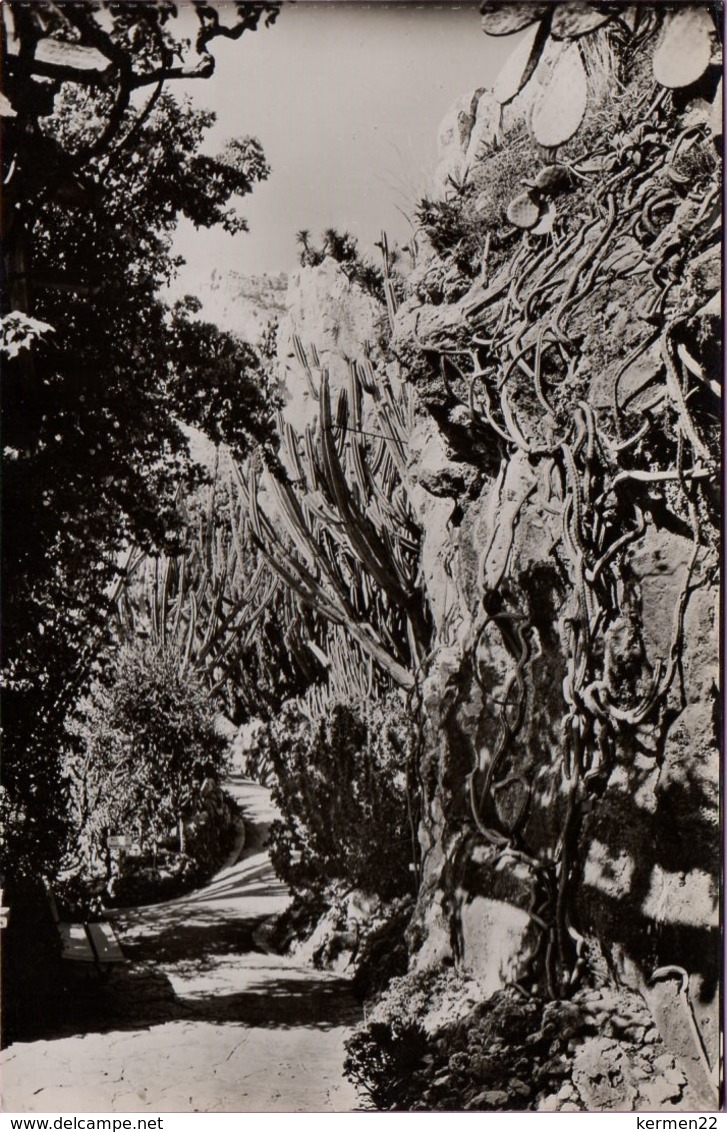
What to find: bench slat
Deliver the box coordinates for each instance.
[85,921,126,964]
[58,922,97,963]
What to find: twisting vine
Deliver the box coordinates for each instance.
[412,24,719,997]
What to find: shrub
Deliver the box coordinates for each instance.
[351,894,413,1001]
[296,227,389,302]
[62,642,231,894]
[264,693,417,901]
[345,1018,429,1110]
[344,966,592,1111]
[344,964,471,1109]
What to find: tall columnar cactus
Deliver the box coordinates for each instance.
[379,230,399,335]
[234,349,430,693]
[113,464,309,717]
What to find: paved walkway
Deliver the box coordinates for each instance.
[2,780,363,1112]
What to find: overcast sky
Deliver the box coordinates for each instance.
[172,2,505,283]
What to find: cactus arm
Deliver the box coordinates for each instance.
[170,554,187,644]
[292,333,320,401]
[347,360,364,433]
[196,562,269,665]
[319,373,414,608]
[183,591,198,667]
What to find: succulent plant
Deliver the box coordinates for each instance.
[506,189,542,230]
[231,356,429,692]
[652,5,714,90]
[528,163,573,194]
[483,3,720,151]
[494,20,549,106]
[112,468,297,719]
[292,333,320,401]
[530,42,589,148]
[550,2,612,41]
[480,2,549,37]
[531,200,557,235]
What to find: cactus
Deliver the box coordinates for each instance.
[652,6,713,89]
[113,471,303,715]
[379,231,399,335]
[292,333,320,402]
[507,190,542,230]
[116,335,428,708]
[494,19,548,106]
[237,455,417,689]
[531,42,588,149]
[232,349,430,690]
[550,4,611,40]
[480,3,548,37]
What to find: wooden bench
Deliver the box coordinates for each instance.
[43,879,127,975]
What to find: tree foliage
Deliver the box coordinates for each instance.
[1,4,280,875]
[63,642,229,877]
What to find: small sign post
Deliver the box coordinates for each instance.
[107,835,132,851]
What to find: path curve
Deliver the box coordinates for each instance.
[2,779,363,1113]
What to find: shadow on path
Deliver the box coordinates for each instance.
[52,956,362,1039]
[25,780,362,1043]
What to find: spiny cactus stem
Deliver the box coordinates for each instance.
[661,325,712,464]
[328,423,399,444]
[319,376,414,605]
[196,563,269,665]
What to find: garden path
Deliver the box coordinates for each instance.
[2,779,363,1113]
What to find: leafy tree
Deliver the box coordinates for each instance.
[64,642,230,876]
[1,4,280,875]
[2,3,280,131]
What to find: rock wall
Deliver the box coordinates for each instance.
[265,7,721,1110]
[187,267,287,340]
[275,259,385,430]
[398,9,721,1109]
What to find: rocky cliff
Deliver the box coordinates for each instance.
[193,267,287,340]
[396,9,721,1110]
[260,5,721,1111]
[275,259,385,430]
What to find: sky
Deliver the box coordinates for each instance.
[171,2,507,284]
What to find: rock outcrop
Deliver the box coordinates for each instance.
[192,268,287,340]
[257,8,720,1111]
[275,259,385,430]
[394,14,721,1110]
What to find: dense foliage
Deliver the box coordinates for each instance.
[263,695,417,901]
[2,14,279,873]
[63,642,230,887]
[344,967,591,1111]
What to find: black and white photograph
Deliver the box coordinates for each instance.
[1,0,722,1116]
